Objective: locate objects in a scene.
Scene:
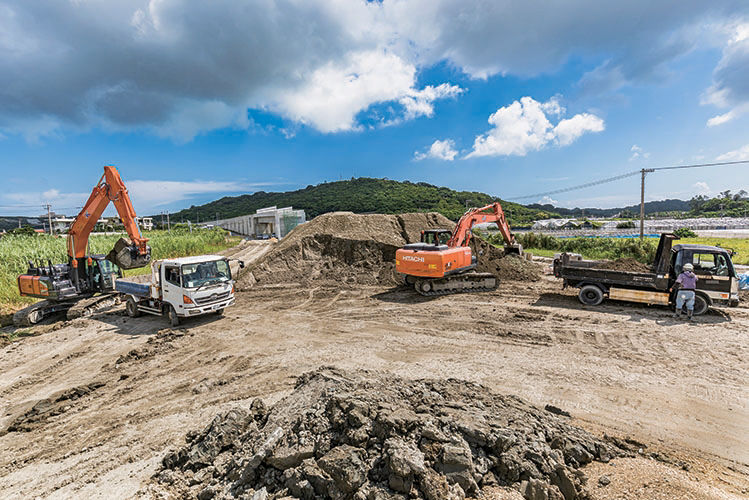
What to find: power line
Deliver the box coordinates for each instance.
[510,159,749,201]
[509,170,641,201]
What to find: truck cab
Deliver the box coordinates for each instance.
[553,233,740,315]
[670,244,739,308]
[117,255,242,325]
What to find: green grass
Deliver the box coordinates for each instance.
[523,248,557,258]
[503,233,749,266]
[0,228,240,313]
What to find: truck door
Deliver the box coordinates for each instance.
[162,265,183,311]
[687,251,733,295]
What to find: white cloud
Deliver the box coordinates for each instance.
[1,179,275,216]
[629,144,651,160]
[716,143,749,161]
[554,113,605,146]
[414,139,458,161]
[400,84,464,121]
[706,110,736,127]
[0,2,744,141]
[693,181,712,195]
[466,96,604,158]
[538,196,558,205]
[268,50,414,133]
[703,22,749,126]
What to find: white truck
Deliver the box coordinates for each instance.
[115,255,243,326]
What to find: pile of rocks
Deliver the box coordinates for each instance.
[153,368,620,500]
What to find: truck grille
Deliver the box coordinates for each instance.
[194,291,230,305]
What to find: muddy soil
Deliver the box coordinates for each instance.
[0,273,747,499]
[594,258,652,273]
[243,212,540,288]
[151,367,622,499]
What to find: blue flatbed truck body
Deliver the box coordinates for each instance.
[114,279,150,297]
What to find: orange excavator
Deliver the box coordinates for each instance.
[14,166,151,325]
[395,202,522,296]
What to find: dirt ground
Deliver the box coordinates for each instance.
[0,244,747,498]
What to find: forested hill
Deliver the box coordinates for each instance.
[169,178,559,225]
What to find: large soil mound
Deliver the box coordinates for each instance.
[153,368,621,500]
[241,212,539,287]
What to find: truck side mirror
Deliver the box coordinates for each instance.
[239,260,245,269]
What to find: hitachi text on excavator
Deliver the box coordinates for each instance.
[14,166,151,325]
[395,202,522,296]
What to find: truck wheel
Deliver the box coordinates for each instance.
[125,297,141,318]
[167,305,180,326]
[214,308,224,316]
[693,294,709,316]
[579,285,604,306]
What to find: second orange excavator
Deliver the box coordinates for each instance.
[395,202,522,296]
[14,166,151,325]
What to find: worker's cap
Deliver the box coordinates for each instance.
[683,263,694,271]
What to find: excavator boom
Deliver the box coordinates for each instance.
[448,202,521,253]
[67,166,151,270]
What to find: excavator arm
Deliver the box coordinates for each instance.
[448,202,522,254]
[67,166,151,270]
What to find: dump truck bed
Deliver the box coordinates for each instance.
[554,259,667,290]
[114,279,151,297]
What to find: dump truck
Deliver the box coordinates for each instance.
[553,233,740,315]
[116,255,243,326]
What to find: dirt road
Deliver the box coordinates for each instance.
[1,275,747,498]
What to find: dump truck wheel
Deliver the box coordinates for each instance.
[125,297,141,318]
[167,305,180,326]
[579,285,604,306]
[693,294,709,316]
[214,308,224,316]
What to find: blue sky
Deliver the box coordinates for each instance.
[1,1,748,217]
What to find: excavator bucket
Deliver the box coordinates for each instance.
[107,237,152,269]
[504,243,523,256]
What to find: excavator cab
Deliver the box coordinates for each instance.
[420,229,452,246]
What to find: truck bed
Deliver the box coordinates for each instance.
[114,279,151,297]
[554,257,667,291]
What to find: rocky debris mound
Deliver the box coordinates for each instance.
[241,212,540,287]
[595,258,651,273]
[154,368,620,500]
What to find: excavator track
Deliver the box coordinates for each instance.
[66,294,121,320]
[413,272,498,296]
[12,300,75,327]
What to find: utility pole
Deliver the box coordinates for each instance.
[44,203,53,235]
[639,168,655,239]
[166,211,171,232]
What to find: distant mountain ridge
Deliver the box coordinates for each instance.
[526,199,692,218]
[168,178,559,226]
[166,178,702,226]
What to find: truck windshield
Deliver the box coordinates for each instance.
[181,260,231,288]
